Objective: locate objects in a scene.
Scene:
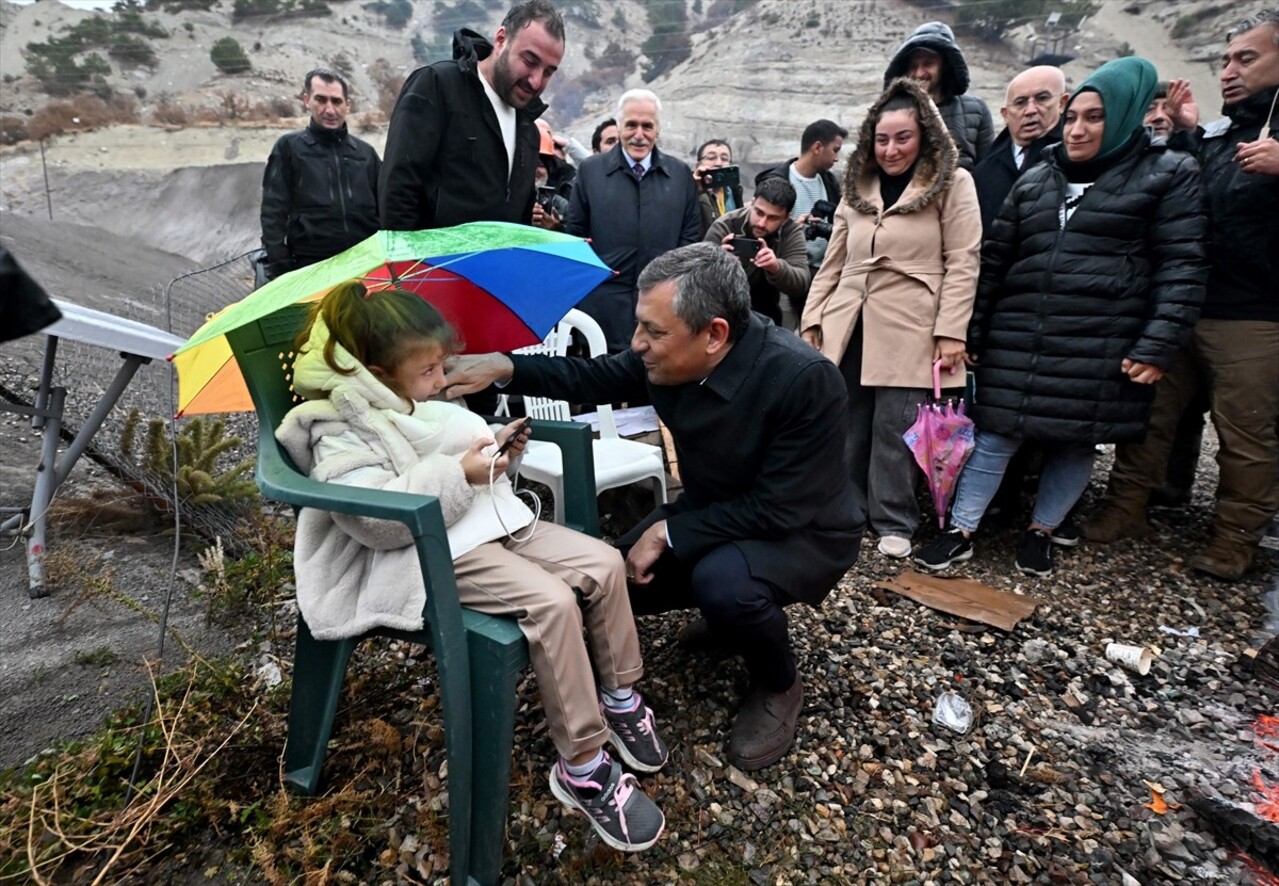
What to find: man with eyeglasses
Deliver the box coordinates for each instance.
[259,67,381,282]
[972,65,1067,232]
[692,139,742,235]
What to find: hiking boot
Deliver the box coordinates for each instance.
[1015,529,1054,577]
[877,535,913,558]
[1080,501,1151,543]
[602,693,669,774]
[549,754,665,852]
[914,529,974,572]
[1189,541,1255,582]
[728,674,803,771]
[1049,516,1080,548]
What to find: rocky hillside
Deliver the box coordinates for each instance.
[0,0,1241,163]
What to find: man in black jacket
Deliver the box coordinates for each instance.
[565,89,700,351]
[259,68,381,281]
[883,22,994,170]
[972,65,1067,232]
[443,243,864,771]
[378,0,565,231]
[1084,9,1279,581]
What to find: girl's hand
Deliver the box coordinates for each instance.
[497,418,532,459]
[933,336,966,371]
[1122,358,1164,385]
[462,437,506,484]
[800,327,822,350]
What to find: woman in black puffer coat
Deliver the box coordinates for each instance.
[914,56,1208,579]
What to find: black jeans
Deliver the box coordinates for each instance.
[619,512,798,692]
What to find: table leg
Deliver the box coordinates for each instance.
[27,386,65,598]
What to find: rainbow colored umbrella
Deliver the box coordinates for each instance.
[172,223,612,415]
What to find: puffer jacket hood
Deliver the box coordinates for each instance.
[843,77,959,216]
[291,315,412,414]
[884,21,971,99]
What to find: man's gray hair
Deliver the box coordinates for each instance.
[1228,7,1279,43]
[617,88,662,121]
[637,243,751,342]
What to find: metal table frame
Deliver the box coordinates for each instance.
[1,299,184,597]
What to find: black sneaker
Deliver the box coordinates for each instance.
[549,754,665,852]
[914,529,974,571]
[1015,529,1054,577]
[1049,516,1080,547]
[602,693,669,774]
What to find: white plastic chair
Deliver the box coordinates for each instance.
[508,309,668,523]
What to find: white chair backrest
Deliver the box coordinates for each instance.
[506,309,621,433]
[561,310,619,439]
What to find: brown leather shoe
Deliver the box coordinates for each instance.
[1189,543,1254,581]
[727,675,803,771]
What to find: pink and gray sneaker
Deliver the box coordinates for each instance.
[549,754,665,852]
[602,692,669,773]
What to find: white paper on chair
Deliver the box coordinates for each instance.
[573,405,659,437]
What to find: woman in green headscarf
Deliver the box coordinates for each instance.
[913,57,1209,579]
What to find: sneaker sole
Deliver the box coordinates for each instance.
[607,728,667,774]
[914,547,973,571]
[1015,563,1052,578]
[1049,535,1080,548]
[548,768,665,852]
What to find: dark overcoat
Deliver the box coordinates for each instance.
[564,145,701,351]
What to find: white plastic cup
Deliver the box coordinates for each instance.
[1105,642,1155,676]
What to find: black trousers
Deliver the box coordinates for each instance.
[618,510,798,692]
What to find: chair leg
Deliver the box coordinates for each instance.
[465,628,525,886]
[283,619,359,795]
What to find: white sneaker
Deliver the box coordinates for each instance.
[877,535,912,558]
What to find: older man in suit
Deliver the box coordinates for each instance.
[444,242,864,771]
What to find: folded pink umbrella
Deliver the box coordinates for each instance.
[903,360,976,527]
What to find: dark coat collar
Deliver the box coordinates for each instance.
[603,144,678,177]
[701,314,767,402]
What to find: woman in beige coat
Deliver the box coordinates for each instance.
[801,77,981,558]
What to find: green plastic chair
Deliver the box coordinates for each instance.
[225,305,601,886]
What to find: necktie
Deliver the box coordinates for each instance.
[1015,147,1026,170]
[633,162,646,180]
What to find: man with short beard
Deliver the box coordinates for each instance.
[1083,9,1279,581]
[379,0,565,230]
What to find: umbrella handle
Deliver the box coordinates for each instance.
[932,359,943,400]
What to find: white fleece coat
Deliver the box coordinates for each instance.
[275,319,533,640]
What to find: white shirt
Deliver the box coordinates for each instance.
[1012,142,1026,169]
[479,69,517,177]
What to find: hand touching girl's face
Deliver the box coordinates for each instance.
[373,341,449,402]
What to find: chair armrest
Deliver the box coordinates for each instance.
[256,425,445,539]
[530,419,601,538]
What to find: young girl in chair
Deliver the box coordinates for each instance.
[276,280,668,852]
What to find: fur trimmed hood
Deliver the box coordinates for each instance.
[843,77,960,217]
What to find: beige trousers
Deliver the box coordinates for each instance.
[452,521,643,759]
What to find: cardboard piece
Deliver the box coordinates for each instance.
[875,569,1044,632]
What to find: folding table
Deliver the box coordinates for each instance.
[1,299,185,597]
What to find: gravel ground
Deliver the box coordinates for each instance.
[350,438,1278,885]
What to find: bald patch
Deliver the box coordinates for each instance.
[1005,65,1066,104]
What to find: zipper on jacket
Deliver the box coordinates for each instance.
[331,141,349,236]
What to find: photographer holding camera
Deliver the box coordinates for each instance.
[756,119,847,328]
[693,139,744,235]
[700,176,808,324]
[705,178,810,326]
